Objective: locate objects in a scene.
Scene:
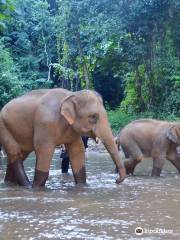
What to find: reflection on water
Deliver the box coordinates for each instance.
[0,151,180,240]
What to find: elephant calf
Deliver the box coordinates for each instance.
[116,119,180,176]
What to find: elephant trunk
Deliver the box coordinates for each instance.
[94,117,126,183]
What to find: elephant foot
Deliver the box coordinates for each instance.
[5,163,17,183]
[151,167,161,176]
[5,160,31,187]
[124,162,135,175]
[125,166,135,175]
[116,167,126,184]
[73,166,86,184]
[33,169,49,187]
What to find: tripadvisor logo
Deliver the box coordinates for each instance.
[135,227,143,235]
[135,227,173,235]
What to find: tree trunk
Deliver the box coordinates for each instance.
[135,66,145,112]
[42,31,51,81]
[146,34,156,110]
[76,31,90,89]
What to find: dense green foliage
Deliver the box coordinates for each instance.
[0,0,179,122]
[0,40,24,105]
[108,109,179,134]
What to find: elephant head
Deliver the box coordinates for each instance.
[60,90,126,183]
[167,123,180,145]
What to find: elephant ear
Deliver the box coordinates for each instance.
[60,95,76,125]
[166,126,178,143]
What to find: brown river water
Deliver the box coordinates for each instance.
[0,150,180,240]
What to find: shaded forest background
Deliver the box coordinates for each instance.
[0,0,179,131]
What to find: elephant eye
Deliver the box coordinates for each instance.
[89,114,99,124]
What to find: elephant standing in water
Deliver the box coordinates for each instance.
[116,119,180,176]
[0,89,126,187]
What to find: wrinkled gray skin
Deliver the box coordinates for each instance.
[116,119,180,176]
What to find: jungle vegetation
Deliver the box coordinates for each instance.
[0,0,179,131]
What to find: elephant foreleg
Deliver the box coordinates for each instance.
[33,144,55,187]
[124,156,142,175]
[151,166,162,176]
[66,138,86,185]
[167,150,180,173]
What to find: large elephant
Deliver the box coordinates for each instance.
[116,119,180,176]
[0,88,126,187]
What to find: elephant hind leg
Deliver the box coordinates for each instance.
[4,163,16,183]
[1,123,31,186]
[168,158,180,173]
[5,149,31,187]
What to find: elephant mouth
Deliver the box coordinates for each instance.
[84,131,99,143]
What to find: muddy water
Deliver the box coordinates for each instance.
[0,151,180,240]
